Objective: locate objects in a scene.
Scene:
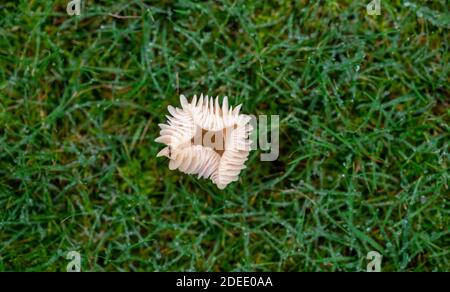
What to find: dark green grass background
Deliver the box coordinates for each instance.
[0,0,449,271]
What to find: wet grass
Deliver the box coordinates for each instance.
[0,0,449,271]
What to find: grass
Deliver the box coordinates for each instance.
[0,0,449,272]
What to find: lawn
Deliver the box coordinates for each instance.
[0,0,449,272]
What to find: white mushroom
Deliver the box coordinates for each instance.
[156,94,253,189]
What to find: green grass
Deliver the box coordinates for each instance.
[0,0,449,272]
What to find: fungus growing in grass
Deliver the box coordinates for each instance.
[155,94,253,189]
